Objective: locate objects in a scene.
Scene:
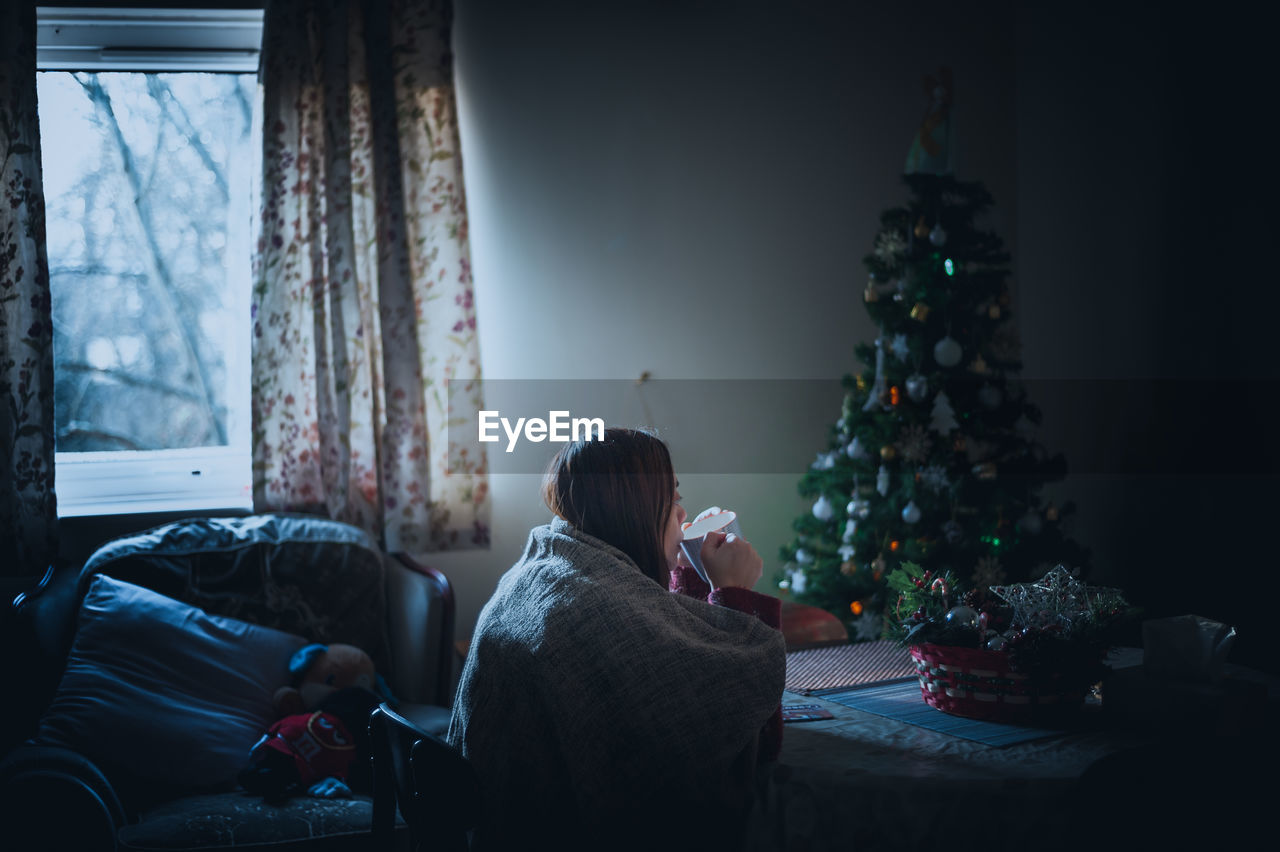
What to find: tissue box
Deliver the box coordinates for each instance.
[1141,615,1236,683]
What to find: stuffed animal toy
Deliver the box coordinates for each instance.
[237,643,395,802]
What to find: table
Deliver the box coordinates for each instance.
[745,646,1278,851]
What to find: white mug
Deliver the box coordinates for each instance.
[678,507,742,587]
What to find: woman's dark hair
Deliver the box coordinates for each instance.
[542,427,675,584]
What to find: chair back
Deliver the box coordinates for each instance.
[370,703,479,852]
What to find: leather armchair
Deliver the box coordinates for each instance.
[0,513,457,851]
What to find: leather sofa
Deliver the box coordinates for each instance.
[0,513,458,851]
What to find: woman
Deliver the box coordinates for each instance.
[447,428,786,851]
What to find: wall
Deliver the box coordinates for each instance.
[46,0,1274,673]
[1015,1,1275,671]
[427,0,1019,640]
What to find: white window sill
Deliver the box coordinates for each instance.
[55,449,252,518]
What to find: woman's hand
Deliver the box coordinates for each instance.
[700,530,763,590]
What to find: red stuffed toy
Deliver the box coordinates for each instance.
[238,643,394,801]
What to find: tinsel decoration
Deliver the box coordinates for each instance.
[862,338,888,412]
[918,464,949,494]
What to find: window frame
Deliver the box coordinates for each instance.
[37,6,263,518]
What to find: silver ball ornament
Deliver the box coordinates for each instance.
[901,500,922,524]
[986,634,1009,651]
[945,605,980,630]
[933,336,962,368]
[928,223,947,246]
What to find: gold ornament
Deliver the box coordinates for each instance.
[880,444,897,461]
[1045,503,1060,522]
[914,215,929,239]
[910,302,930,322]
[970,354,989,374]
[840,561,858,576]
[988,304,1001,320]
[856,374,868,392]
[864,285,879,303]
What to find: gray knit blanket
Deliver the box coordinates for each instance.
[448,518,786,850]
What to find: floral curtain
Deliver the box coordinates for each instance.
[254,0,489,552]
[1,1,57,575]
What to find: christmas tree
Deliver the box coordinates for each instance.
[779,71,1089,641]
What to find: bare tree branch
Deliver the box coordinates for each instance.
[72,73,227,445]
[58,360,210,404]
[50,265,146,279]
[57,423,143,451]
[146,76,229,202]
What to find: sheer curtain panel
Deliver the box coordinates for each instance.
[254,0,489,552]
[1,1,57,574]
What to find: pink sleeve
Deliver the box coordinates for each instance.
[706,586,782,630]
[668,563,712,599]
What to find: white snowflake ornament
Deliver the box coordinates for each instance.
[811,452,836,470]
[919,465,949,494]
[890,333,910,362]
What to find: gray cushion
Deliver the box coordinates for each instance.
[118,792,406,850]
[34,574,308,789]
[78,514,393,677]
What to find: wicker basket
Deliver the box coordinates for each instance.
[909,642,1093,723]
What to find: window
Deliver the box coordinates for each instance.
[36,7,263,516]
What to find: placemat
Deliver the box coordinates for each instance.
[784,640,916,694]
[816,679,1064,746]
